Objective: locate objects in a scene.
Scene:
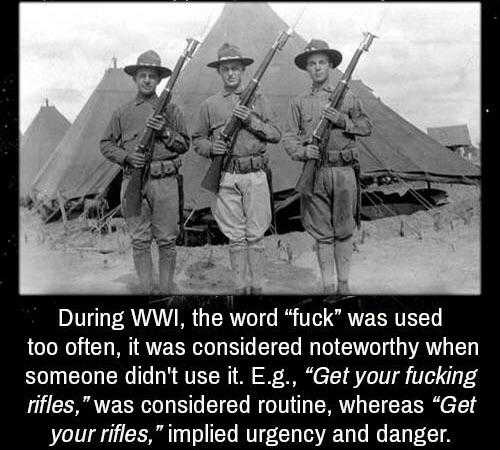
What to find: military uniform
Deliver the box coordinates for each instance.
[284,39,372,294]
[100,51,189,294]
[192,44,281,294]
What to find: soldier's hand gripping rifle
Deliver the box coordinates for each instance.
[200,18,303,194]
[122,38,200,218]
[294,32,377,195]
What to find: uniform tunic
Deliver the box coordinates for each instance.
[283,82,372,243]
[100,93,189,249]
[192,87,281,244]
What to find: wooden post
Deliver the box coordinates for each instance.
[56,191,68,232]
[416,222,423,240]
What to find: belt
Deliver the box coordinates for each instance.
[224,154,268,174]
[149,159,181,178]
[320,149,357,168]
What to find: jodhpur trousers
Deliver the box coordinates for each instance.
[212,170,271,245]
[301,165,357,244]
[120,175,179,250]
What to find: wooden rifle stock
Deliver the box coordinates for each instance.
[295,32,377,195]
[122,38,199,218]
[200,28,294,194]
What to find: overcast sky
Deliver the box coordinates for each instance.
[20,2,480,145]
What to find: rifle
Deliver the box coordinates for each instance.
[200,21,302,194]
[122,38,200,218]
[176,173,185,244]
[264,166,277,233]
[294,32,377,195]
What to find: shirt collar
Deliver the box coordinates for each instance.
[135,93,159,106]
[222,85,244,97]
[311,81,334,95]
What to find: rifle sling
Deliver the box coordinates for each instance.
[221,127,240,172]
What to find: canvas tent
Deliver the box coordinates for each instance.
[20,100,70,198]
[30,66,136,204]
[30,2,480,213]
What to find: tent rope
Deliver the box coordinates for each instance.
[361,144,468,215]
[363,190,423,238]
[362,154,475,247]
[362,190,408,236]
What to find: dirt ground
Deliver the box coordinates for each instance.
[19,182,480,296]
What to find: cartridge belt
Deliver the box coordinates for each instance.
[320,149,358,168]
[224,154,269,174]
[149,159,181,178]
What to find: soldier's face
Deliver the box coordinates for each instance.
[134,69,160,96]
[306,53,331,84]
[218,61,245,89]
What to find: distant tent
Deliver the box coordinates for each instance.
[20,100,70,198]
[427,124,472,148]
[31,3,480,213]
[30,65,136,204]
[427,124,477,163]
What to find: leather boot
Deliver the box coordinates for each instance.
[229,245,248,295]
[316,242,336,294]
[132,247,153,294]
[248,242,265,295]
[158,243,177,294]
[334,237,353,295]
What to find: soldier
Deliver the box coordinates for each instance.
[192,43,281,295]
[284,39,372,295]
[100,50,189,294]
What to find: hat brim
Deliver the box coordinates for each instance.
[207,56,254,69]
[124,64,172,79]
[294,49,342,71]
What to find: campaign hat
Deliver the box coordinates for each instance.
[207,43,254,69]
[294,39,342,70]
[124,50,172,79]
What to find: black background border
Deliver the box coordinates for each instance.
[2,0,497,448]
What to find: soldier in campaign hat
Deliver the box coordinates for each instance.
[100,50,190,294]
[284,39,372,295]
[192,43,281,295]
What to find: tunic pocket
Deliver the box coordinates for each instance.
[121,131,139,152]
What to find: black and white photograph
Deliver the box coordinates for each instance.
[19,1,481,296]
